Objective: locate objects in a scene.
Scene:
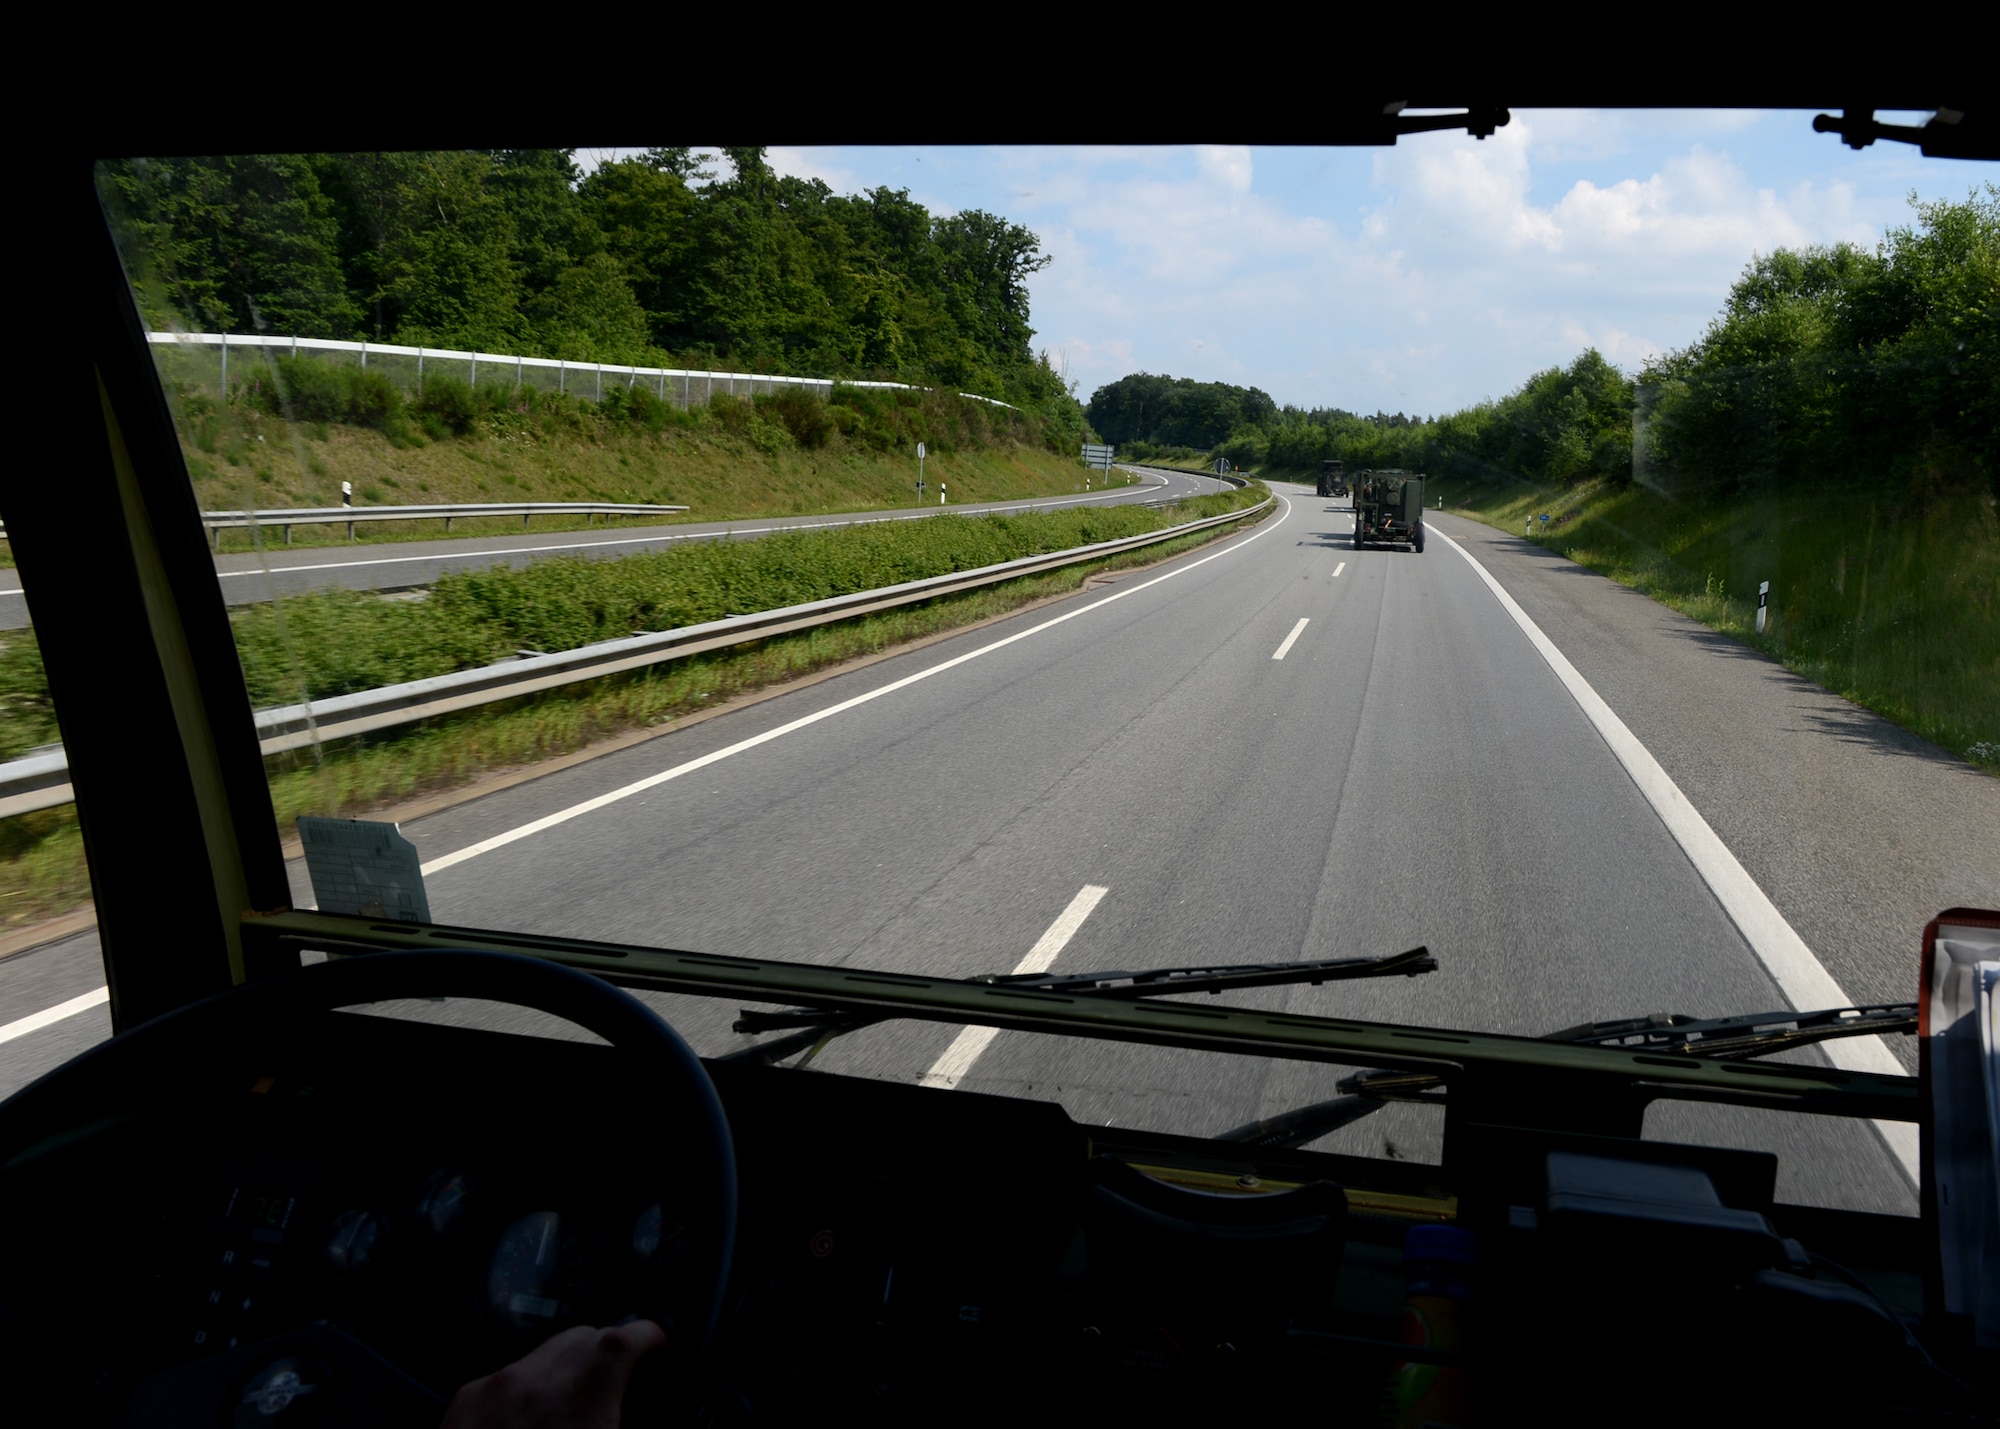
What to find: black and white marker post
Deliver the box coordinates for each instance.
[1757,580,1770,634]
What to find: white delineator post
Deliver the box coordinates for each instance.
[1757,580,1770,634]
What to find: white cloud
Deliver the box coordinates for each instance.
[655,129,1994,412]
[1195,145,1254,193]
[766,146,857,191]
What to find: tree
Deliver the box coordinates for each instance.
[370,151,526,351]
[99,155,358,336]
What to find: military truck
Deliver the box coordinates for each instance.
[1316,458,1347,498]
[1352,468,1425,551]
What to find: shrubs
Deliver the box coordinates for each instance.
[243,352,1058,462]
[265,354,400,428]
[412,374,481,436]
[227,492,1267,707]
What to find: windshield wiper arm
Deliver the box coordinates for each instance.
[1536,1002,1916,1060]
[725,948,1437,1068]
[1217,1002,1917,1151]
[986,946,1436,997]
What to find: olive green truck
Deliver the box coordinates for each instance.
[1352,468,1426,551]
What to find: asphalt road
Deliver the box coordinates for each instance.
[0,466,1225,630]
[8,481,1997,1218]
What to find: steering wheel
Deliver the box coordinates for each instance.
[0,949,737,1427]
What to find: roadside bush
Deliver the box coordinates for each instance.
[266,353,400,428]
[412,374,481,436]
[226,491,1269,706]
[600,382,681,433]
[706,394,753,436]
[744,413,792,457]
[756,386,834,449]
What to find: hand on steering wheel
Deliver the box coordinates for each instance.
[443,1319,667,1429]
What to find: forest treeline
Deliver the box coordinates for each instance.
[1107,189,1994,499]
[1084,374,1280,451]
[97,147,1085,438]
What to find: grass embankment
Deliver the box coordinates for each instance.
[0,486,1269,932]
[0,356,1116,566]
[1424,467,1999,774]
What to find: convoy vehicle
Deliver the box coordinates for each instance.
[1317,459,1347,498]
[3,100,1996,1428]
[1352,468,1426,551]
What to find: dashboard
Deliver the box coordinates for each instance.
[0,980,1970,1427]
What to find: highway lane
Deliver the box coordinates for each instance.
[9,480,1991,1217]
[0,465,1226,630]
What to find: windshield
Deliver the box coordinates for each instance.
[4,121,1996,1221]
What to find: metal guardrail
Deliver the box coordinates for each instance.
[1,501,692,545]
[146,331,1021,412]
[1,494,1271,818]
[199,501,691,545]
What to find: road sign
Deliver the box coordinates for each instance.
[1081,443,1114,471]
[917,442,926,460]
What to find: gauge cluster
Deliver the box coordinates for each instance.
[170,1151,688,1390]
[0,1006,709,1420]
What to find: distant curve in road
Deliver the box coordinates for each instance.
[0,465,1228,629]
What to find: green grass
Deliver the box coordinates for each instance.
[225,496,1259,709]
[0,486,1269,932]
[154,362,1100,554]
[1426,467,1999,774]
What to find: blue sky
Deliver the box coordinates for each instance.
[584,116,1996,416]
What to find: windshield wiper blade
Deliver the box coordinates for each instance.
[1538,1003,1916,1060]
[1219,1003,1917,1151]
[1333,1003,1917,1096]
[724,948,1437,1068]
[987,946,1436,997]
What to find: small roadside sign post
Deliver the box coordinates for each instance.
[917,441,926,502]
[1757,580,1770,634]
[1081,443,1114,492]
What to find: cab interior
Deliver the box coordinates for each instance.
[3,94,1995,1427]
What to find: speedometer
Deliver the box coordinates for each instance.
[485,1210,591,1332]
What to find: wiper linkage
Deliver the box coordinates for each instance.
[725,947,1437,1068]
[1218,1001,1917,1151]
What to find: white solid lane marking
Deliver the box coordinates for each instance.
[1271,618,1310,661]
[214,486,1170,581]
[419,496,1293,877]
[0,985,109,1045]
[919,885,1109,1090]
[1333,562,1346,578]
[1429,521,1920,1186]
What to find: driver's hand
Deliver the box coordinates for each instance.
[441,1320,666,1429]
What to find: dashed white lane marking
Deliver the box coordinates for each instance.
[919,885,1108,1090]
[1429,521,1920,1187]
[1271,618,1310,661]
[1333,562,1346,578]
[0,985,109,1045]
[418,495,1294,878]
